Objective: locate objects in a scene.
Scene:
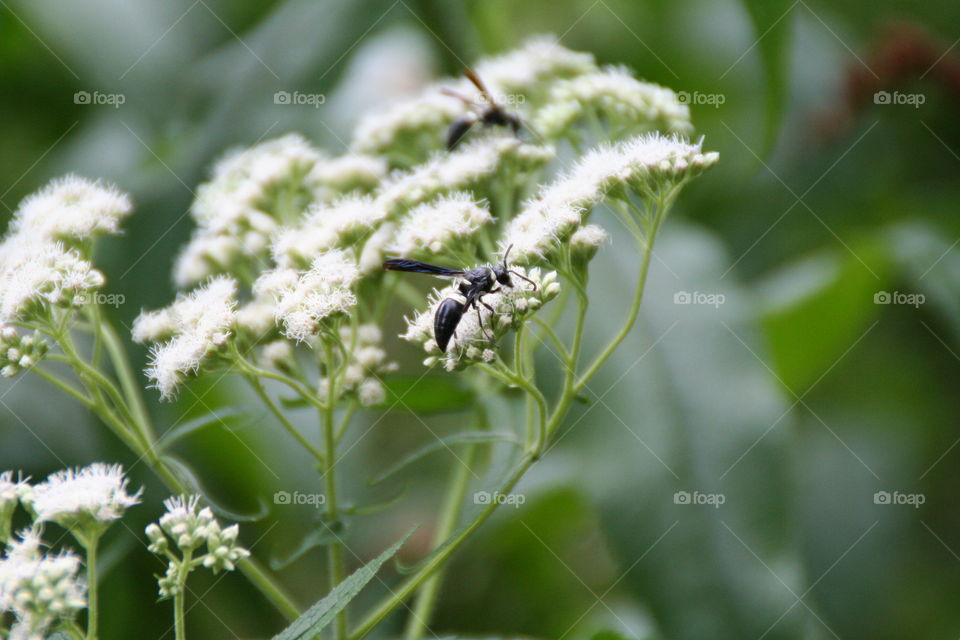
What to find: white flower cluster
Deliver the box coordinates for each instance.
[392,193,493,259]
[145,495,249,598]
[134,276,238,399]
[0,529,86,640]
[10,174,132,243]
[310,153,387,200]
[504,133,719,263]
[0,328,47,379]
[402,267,561,371]
[326,324,397,407]
[534,66,692,140]
[23,463,141,536]
[377,136,554,216]
[174,134,323,287]
[352,37,594,163]
[472,35,597,97]
[256,249,360,343]
[271,195,387,268]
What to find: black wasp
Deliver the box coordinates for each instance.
[442,68,523,150]
[383,246,536,353]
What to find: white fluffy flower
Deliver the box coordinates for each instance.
[260,250,360,343]
[175,134,323,287]
[392,193,493,257]
[570,224,609,262]
[358,221,397,275]
[534,66,692,139]
[310,154,387,196]
[271,195,386,267]
[0,530,86,637]
[0,240,105,323]
[352,86,466,161]
[0,472,29,543]
[474,36,596,96]
[377,137,554,214]
[26,463,140,531]
[10,175,132,242]
[140,276,238,398]
[504,134,718,263]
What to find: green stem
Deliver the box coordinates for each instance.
[247,376,325,465]
[322,341,347,640]
[98,314,153,440]
[574,198,664,392]
[83,534,101,640]
[403,443,478,640]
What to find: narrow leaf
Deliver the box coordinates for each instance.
[367,431,520,486]
[271,528,416,640]
[162,455,270,522]
[157,408,254,451]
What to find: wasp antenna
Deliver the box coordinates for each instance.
[463,68,495,103]
[502,244,514,267]
[440,87,476,106]
[508,269,537,291]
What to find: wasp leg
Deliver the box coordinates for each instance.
[474,304,495,342]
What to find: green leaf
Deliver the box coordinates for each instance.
[157,408,256,451]
[759,239,888,393]
[161,455,270,522]
[270,525,346,571]
[740,0,795,155]
[380,374,476,414]
[367,431,520,486]
[270,528,416,640]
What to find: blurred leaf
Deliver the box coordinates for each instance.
[161,455,270,522]
[270,525,345,571]
[270,527,415,640]
[156,407,255,451]
[759,239,888,393]
[740,0,794,154]
[380,374,477,414]
[367,431,519,486]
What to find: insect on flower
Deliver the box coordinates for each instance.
[443,69,524,150]
[383,246,536,352]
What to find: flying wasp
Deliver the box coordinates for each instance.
[442,69,523,150]
[383,246,536,353]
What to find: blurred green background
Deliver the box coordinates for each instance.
[2,0,960,638]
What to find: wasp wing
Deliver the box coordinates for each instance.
[382,259,464,277]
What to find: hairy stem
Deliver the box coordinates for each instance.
[83,534,100,640]
[322,341,347,640]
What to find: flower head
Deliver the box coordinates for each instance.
[25,463,141,536]
[392,193,493,258]
[0,472,30,544]
[259,249,360,343]
[0,327,47,379]
[534,67,692,140]
[0,529,86,638]
[138,276,238,399]
[310,154,387,198]
[0,241,105,324]
[10,175,132,243]
[271,195,387,268]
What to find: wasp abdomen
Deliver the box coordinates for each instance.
[434,297,465,352]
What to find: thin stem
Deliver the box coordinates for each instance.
[574,197,665,392]
[402,442,478,640]
[83,534,101,640]
[247,376,325,465]
[334,401,358,444]
[98,314,153,440]
[32,367,93,408]
[174,550,192,640]
[322,341,347,640]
